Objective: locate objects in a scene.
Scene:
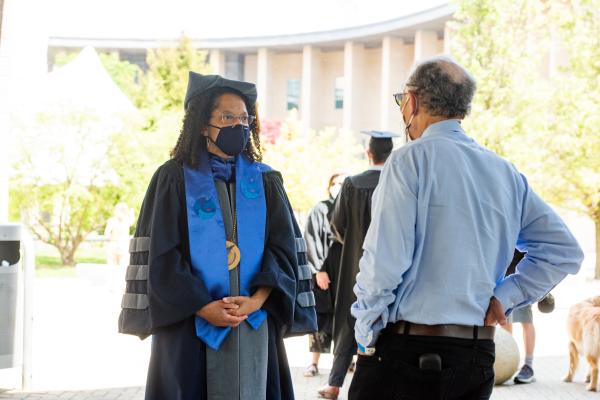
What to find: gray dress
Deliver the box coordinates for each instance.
[205,180,269,400]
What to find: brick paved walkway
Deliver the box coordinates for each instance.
[2,356,600,400]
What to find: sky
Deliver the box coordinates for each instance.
[47,0,449,39]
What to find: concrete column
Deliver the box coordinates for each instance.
[209,49,226,76]
[0,61,8,222]
[414,29,439,62]
[380,36,406,131]
[443,22,452,55]
[342,41,365,133]
[0,0,47,223]
[0,0,11,223]
[256,47,271,118]
[0,0,5,40]
[301,45,320,131]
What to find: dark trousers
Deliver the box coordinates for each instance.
[328,348,356,387]
[349,329,495,400]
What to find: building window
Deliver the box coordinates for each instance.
[334,77,344,109]
[225,53,244,81]
[287,79,300,110]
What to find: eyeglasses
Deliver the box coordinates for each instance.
[216,113,256,125]
[393,92,408,107]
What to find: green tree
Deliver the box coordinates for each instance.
[107,111,182,211]
[527,0,600,277]
[450,0,550,156]
[261,117,366,214]
[452,0,600,277]
[10,37,212,266]
[141,35,212,111]
[99,52,144,107]
[10,112,125,265]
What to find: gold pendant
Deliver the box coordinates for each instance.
[226,240,241,270]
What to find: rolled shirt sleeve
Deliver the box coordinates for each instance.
[493,174,584,313]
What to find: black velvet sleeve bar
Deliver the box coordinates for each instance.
[118,160,213,338]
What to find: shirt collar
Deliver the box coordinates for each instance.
[368,165,384,171]
[420,119,465,139]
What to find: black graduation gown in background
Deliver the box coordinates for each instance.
[118,159,313,400]
[329,169,381,356]
[304,199,335,314]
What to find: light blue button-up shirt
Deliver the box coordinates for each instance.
[352,119,584,347]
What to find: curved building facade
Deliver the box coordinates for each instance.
[49,3,455,133]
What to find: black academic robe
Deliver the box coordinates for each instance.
[329,169,381,356]
[304,199,335,314]
[118,159,316,400]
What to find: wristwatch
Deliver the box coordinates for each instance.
[357,342,376,356]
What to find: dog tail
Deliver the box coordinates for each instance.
[583,317,600,358]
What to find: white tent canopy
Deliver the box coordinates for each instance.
[42,46,136,114]
[15,46,138,186]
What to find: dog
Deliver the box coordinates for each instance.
[564,296,600,391]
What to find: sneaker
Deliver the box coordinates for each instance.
[303,363,318,377]
[514,364,535,384]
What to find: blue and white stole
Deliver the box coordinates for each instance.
[183,151,270,350]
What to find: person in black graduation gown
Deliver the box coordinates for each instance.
[118,72,317,400]
[318,131,398,400]
[303,173,346,377]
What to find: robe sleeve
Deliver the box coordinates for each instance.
[304,202,327,273]
[321,241,342,277]
[250,171,317,336]
[118,161,213,339]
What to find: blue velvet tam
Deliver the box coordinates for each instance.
[184,72,257,110]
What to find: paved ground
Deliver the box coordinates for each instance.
[0,213,597,400]
[2,356,600,400]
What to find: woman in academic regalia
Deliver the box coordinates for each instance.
[303,173,345,377]
[118,72,317,400]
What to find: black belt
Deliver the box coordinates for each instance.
[390,321,495,340]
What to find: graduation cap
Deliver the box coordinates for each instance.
[362,130,399,160]
[184,72,258,110]
[360,130,401,140]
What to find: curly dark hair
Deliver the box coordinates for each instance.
[406,56,476,119]
[171,87,262,168]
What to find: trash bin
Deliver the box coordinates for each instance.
[0,223,21,370]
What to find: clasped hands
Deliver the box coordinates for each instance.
[196,287,272,328]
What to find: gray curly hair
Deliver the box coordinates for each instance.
[405,56,476,119]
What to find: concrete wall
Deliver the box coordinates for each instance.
[315,50,343,129]
[244,54,257,84]
[240,30,449,135]
[268,52,302,122]
[357,47,382,133]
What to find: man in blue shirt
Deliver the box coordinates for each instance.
[348,56,584,400]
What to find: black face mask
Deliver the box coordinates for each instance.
[208,124,250,156]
